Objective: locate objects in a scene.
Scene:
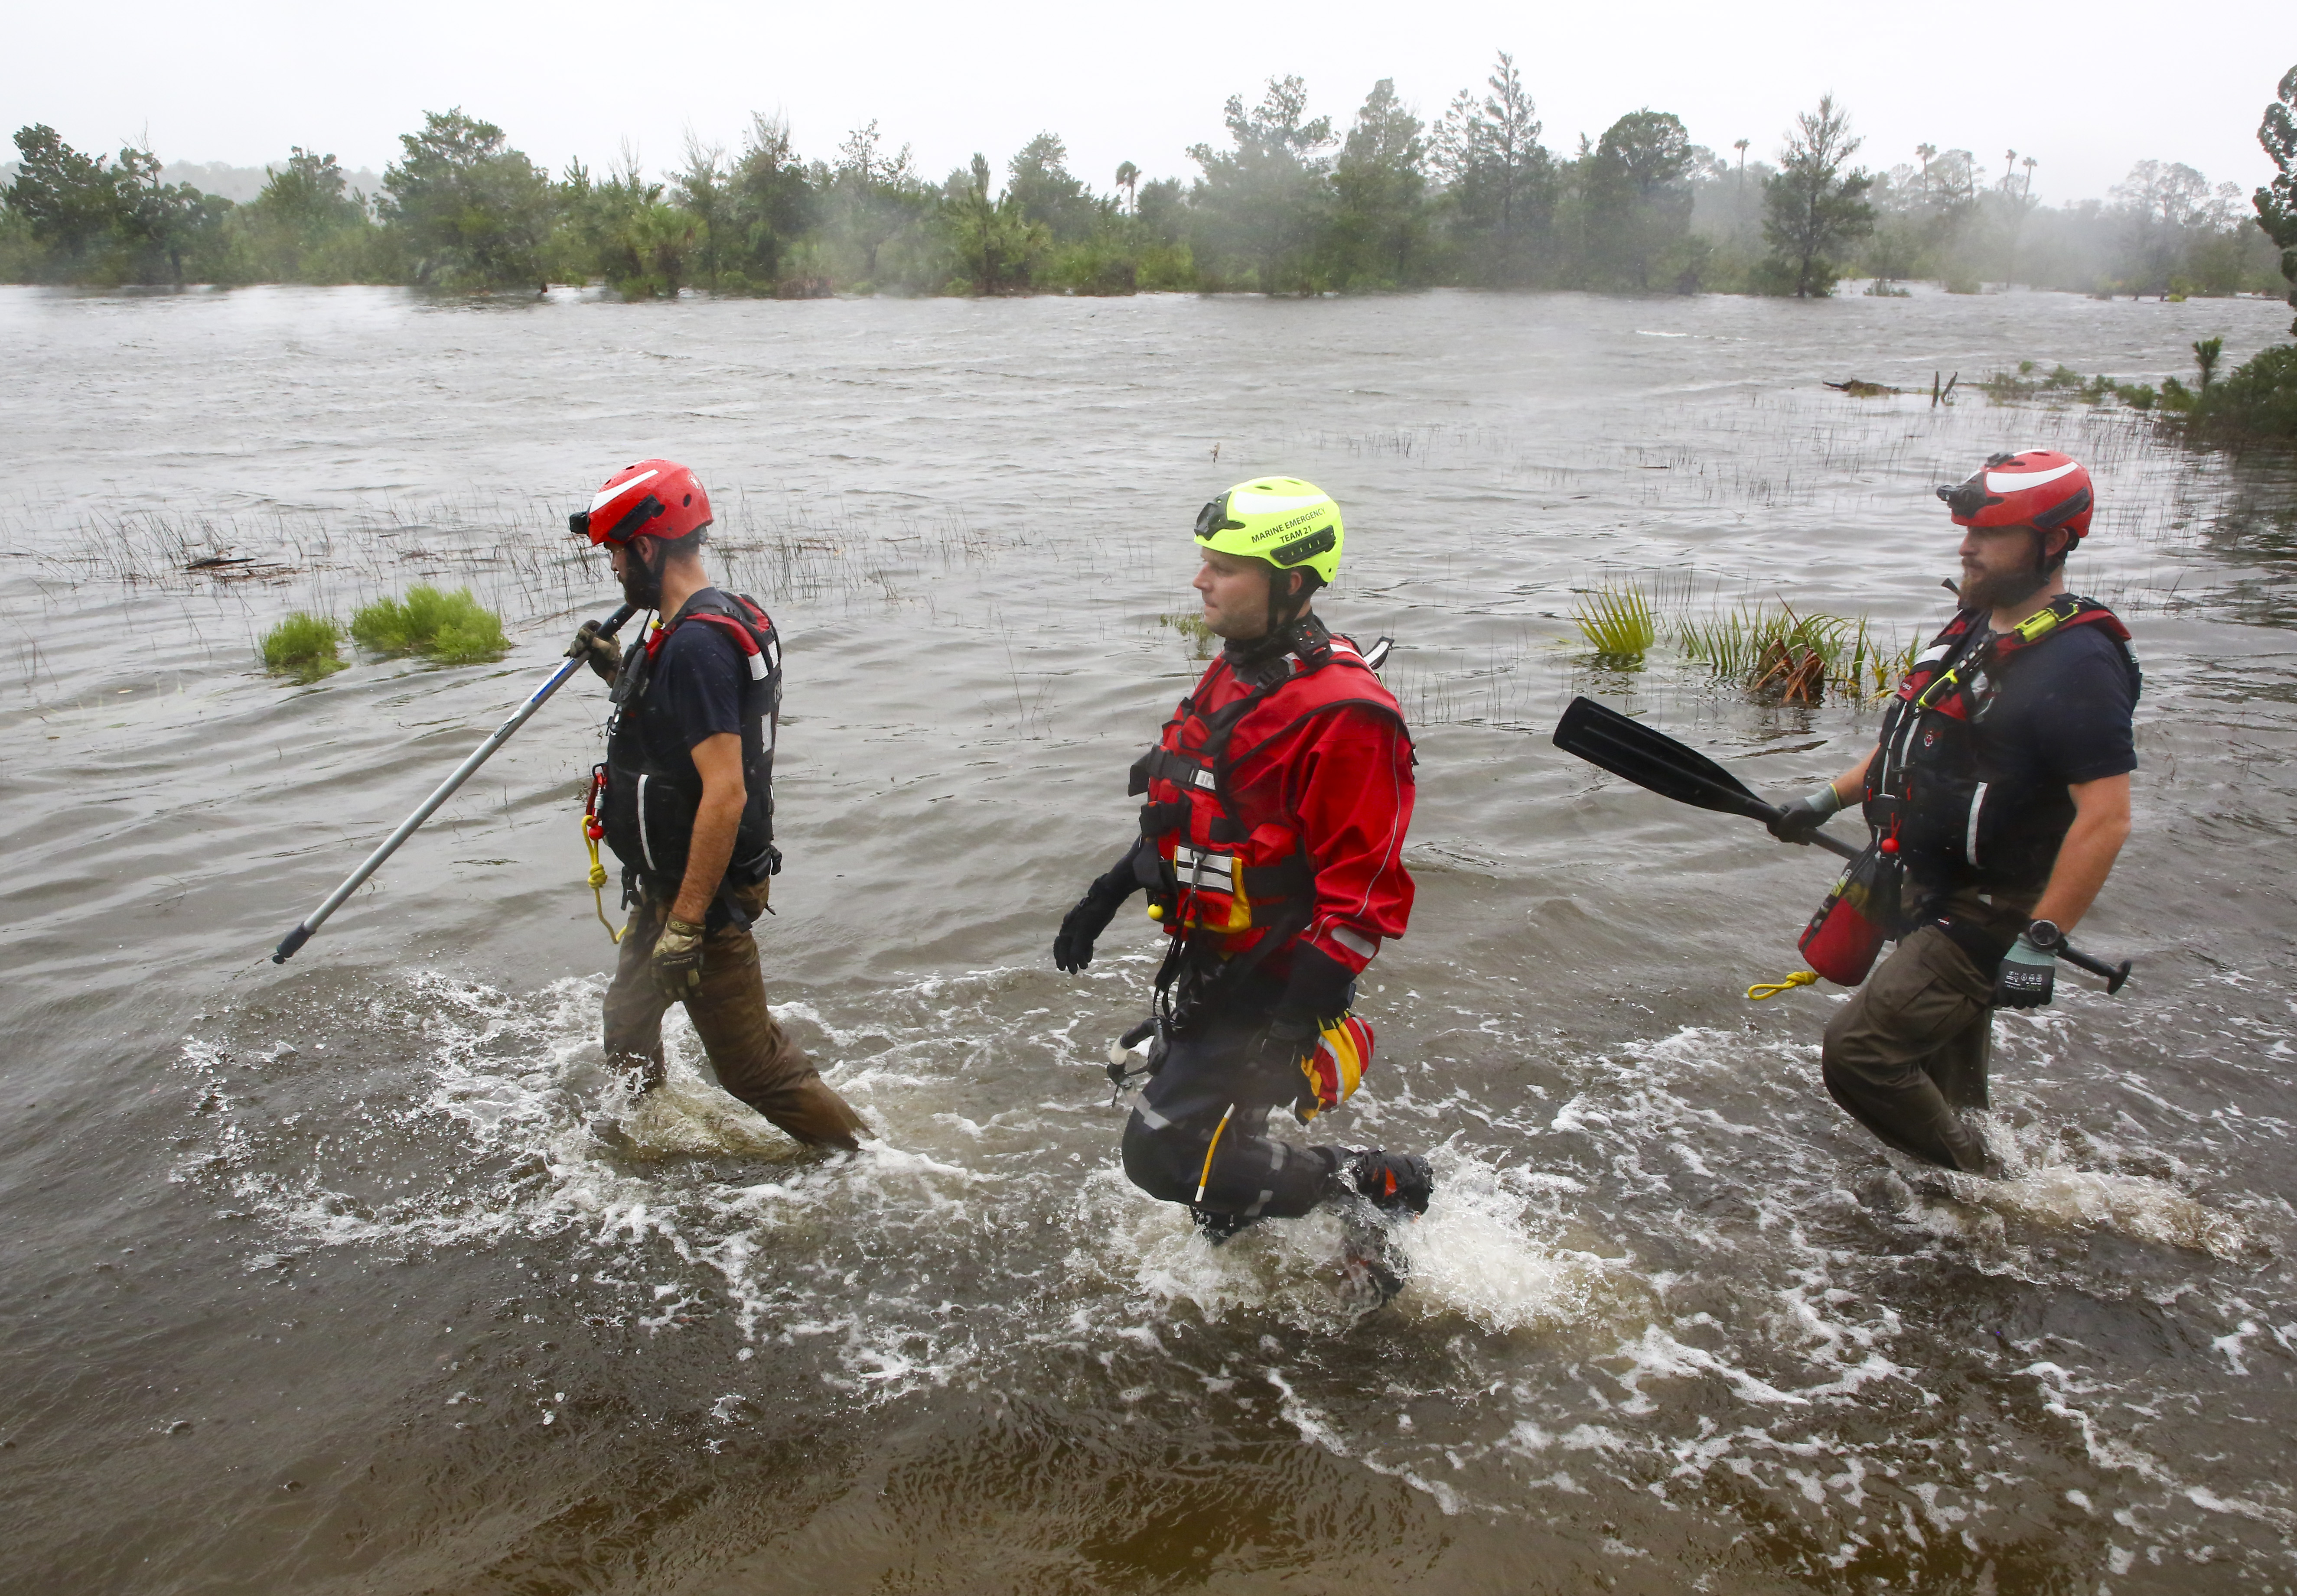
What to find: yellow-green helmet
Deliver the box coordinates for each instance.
[1193,477,1344,586]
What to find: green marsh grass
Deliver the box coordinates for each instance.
[1572,586,1659,662]
[352,584,508,665]
[1160,611,1214,659]
[1678,600,1914,701]
[261,612,346,684]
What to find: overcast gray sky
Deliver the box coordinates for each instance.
[9,0,2284,204]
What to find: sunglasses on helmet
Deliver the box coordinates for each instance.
[568,493,667,545]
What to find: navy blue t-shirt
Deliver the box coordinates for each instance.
[1966,618,2138,884]
[629,590,747,780]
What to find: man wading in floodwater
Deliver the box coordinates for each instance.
[1051,478,1432,1276]
[1770,451,2139,1174]
[565,459,866,1150]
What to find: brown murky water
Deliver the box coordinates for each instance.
[4,283,2296,1593]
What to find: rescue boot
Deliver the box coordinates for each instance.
[1190,1206,1262,1246]
[1339,1148,1434,1216]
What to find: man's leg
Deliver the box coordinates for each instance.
[683,913,867,1150]
[1821,925,1998,1173]
[1122,1102,1339,1225]
[1930,1004,1994,1115]
[602,891,672,1088]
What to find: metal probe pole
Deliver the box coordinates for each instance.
[271,603,637,964]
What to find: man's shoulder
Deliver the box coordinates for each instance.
[2027,617,2134,687]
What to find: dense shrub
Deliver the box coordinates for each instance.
[351,585,508,665]
[261,613,346,684]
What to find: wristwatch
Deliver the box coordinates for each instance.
[2025,918,2063,952]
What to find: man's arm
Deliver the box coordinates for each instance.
[2029,773,2131,932]
[1769,747,1874,842]
[1287,710,1416,978]
[1825,748,1876,803]
[672,732,745,925]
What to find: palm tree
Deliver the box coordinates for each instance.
[1114,161,1139,215]
[1916,143,1936,198]
[2020,155,2037,202]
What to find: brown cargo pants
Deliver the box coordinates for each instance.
[602,883,868,1149]
[1820,923,1998,1173]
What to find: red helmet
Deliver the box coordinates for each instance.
[569,459,713,545]
[1936,450,2094,542]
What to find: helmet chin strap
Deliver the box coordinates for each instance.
[1228,571,1325,673]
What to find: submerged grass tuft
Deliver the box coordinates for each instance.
[1160,610,1214,659]
[261,612,347,684]
[1678,600,1914,702]
[1572,585,1658,661]
[352,585,508,665]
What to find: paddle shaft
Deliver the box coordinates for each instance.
[271,604,637,963]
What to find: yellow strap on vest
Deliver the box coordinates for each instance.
[585,820,624,943]
[1746,969,1818,1001]
[1195,1104,1236,1203]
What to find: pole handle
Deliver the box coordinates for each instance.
[2059,943,2132,995]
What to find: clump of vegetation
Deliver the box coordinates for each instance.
[1159,611,1214,659]
[261,612,347,684]
[1979,359,2170,412]
[351,584,508,665]
[2198,343,2297,439]
[1679,601,1913,702]
[1572,587,1659,662]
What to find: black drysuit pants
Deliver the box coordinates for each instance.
[1121,991,1340,1221]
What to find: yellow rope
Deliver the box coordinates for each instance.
[586,821,623,943]
[1194,1105,1235,1203]
[1747,969,1818,1001]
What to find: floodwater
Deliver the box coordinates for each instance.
[3,282,2295,1594]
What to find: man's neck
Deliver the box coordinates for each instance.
[658,559,710,620]
[1988,574,2067,636]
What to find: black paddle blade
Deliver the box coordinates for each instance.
[1552,696,1777,823]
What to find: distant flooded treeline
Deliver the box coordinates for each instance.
[3,56,2291,306]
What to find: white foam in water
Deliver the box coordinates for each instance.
[173,971,2297,1572]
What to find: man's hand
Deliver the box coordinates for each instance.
[1054,848,1144,973]
[1993,933,2056,1009]
[1054,878,1129,973]
[1768,782,1843,844]
[650,916,707,1002]
[1251,1011,1322,1074]
[567,620,623,684]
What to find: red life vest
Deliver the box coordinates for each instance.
[1128,627,1408,956]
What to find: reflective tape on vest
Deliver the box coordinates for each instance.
[1171,844,1238,896]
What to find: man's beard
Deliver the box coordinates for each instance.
[1958,546,2050,615]
[619,546,664,609]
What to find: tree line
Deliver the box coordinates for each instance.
[2,57,2287,305]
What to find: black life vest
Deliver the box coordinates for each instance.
[1127,620,1408,959]
[1863,594,2139,894]
[600,590,782,899]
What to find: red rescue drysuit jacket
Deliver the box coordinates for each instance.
[1130,627,1416,981]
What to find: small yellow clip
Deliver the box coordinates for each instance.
[1747,969,1818,1001]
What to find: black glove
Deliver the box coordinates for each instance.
[1054,848,1142,973]
[1252,1010,1323,1073]
[1252,943,1357,1073]
[1993,932,2056,1009]
[567,620,623,684]
[1767,782,1844,844]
